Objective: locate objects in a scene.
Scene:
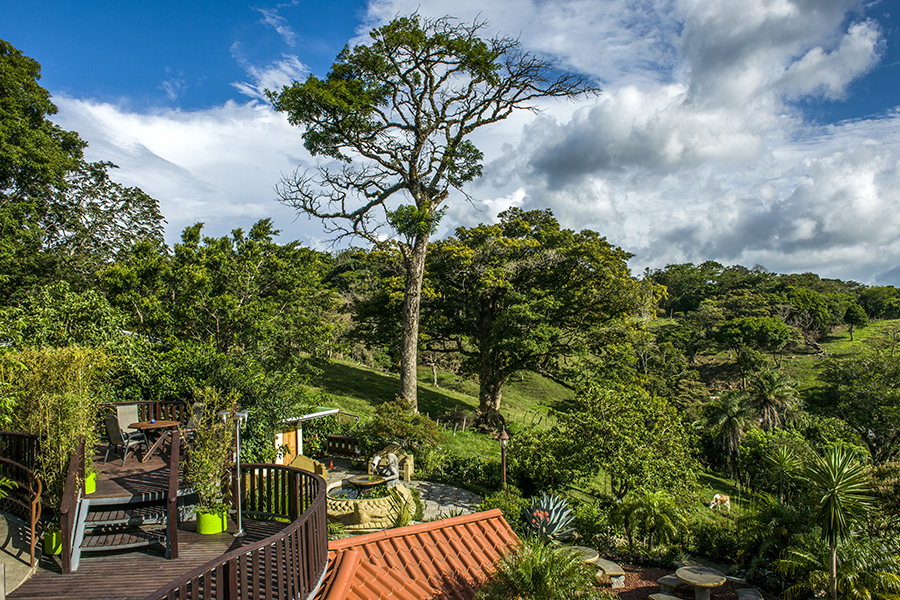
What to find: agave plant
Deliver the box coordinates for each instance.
[523,492,575,542]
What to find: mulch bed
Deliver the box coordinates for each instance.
[613,565,781,600]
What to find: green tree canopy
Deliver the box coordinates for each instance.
[423,208,646,427]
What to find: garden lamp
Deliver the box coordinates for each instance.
[219,409,250,537]
[499,429,509,490]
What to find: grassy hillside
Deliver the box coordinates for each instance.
[307,358,573,458]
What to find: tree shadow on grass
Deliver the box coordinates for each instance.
[313,360,475,417]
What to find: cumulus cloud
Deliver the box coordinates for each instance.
[51,96,321,245]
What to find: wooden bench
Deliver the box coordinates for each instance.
[737,589,763,600]
[326,434,361,458]
[594,558,626,588]
[658,574,684,594]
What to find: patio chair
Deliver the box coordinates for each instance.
[103,414,148,466]
[116,403,141,434]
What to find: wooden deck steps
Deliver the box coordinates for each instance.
[79,525,167,550]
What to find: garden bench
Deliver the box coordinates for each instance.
[658,574,684,594]
[326,434,361,458]
[594,558,625,588]
[737,589,763,600]
[650,594,681,600]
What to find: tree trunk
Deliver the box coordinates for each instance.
[398,233,429,412]
[829,544,837,600]
[474,295,506,431]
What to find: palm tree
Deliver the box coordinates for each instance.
[765,445,802,502]
[774,535,900,600]
[748,369,798,431]
[631,490,686,551]
[805,446,875,600]
[705,392,752,480]
[475,537,608,600]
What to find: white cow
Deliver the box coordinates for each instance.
[709,493,731,512]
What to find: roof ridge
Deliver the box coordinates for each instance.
[328,509,506,551]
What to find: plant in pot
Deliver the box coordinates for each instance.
[183,387,238,534]
[1,347,106,553]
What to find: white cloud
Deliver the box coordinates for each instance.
[255,6,298,46]
[230,42,308,101]
[52,96,322,245]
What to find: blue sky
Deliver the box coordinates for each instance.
[5,0,900,284]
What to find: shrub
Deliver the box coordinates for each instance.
[356,399,443,453]
[570,498,616,551]
[183,386,237,514]
[688,518,741,563]
[421,448,501,495]
[478,486,528,535]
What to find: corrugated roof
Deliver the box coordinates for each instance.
[317,509,518,600]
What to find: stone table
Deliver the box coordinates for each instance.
[676,566,727,600]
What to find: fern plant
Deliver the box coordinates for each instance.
[523,492,575,542]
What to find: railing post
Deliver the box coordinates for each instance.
[167,430,180,560]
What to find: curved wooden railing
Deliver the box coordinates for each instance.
[0,456,42,567]
[143,464,328,600]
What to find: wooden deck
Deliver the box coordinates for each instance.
[90,446,182,500]
[10,518,287,600]
[10,448,291,599]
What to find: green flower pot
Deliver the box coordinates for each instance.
[43,530,62,555]
[196,510,227,535]
[85,471,96,495]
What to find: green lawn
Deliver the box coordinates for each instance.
[307,358,571,458]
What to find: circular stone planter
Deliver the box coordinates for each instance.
[326,481,415,531]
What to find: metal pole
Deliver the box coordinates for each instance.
[234,415,244,538]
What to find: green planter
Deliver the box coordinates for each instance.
[43,530,62,555]
[85,471,96,495]
[196,510,228,535]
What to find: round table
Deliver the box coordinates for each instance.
[130,420,180,463]
[676,566,727,600]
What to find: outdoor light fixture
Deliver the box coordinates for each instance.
[499,429,509,490]
[219,409,250,537]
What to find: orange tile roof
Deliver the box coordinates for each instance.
[316,509,518,600]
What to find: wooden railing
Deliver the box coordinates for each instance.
[0,456,42,567]
[0,430,39,472]
[143,464,327,600]
[59,437,85,574]
[99,400,190,424]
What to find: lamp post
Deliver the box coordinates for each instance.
[220,409,249,537]
[499,429,509,491]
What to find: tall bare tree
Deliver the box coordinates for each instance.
[268,14,596,411]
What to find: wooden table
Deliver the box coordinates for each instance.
[129,420,180,463]
[676,566,727,600]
